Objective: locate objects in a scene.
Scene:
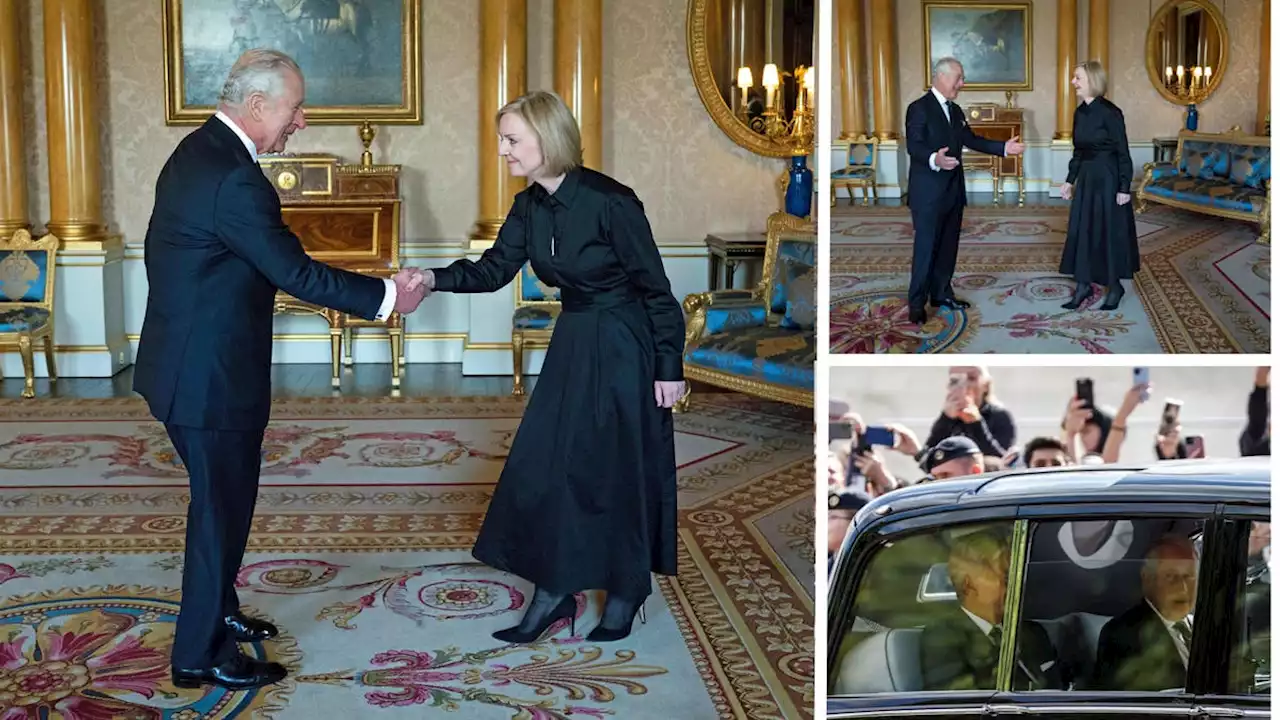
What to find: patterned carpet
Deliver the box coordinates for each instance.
[830,206,1269,353]
[0,394,814,719]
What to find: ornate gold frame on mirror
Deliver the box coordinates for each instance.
[686,0,795,158]
[1144,0,1229,106]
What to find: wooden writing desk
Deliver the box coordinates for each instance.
[962,104,1026,206]
[258,152,404,390]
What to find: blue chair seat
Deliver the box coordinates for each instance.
[832,167,874,179]
[1146,176,1267,213]
[513,305,558,331]
[685,325,815,390]
[0,307,50,333]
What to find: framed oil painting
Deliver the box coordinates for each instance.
[923,2,1032,91]
[162,0,421,125]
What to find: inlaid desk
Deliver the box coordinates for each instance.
[258,153,404,390]
[962,104,1026,206]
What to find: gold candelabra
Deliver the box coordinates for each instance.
[1163,64,1214,104]
[735,63,816,156]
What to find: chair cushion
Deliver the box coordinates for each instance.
[1179,141,1230,180]
[832,167,874,179]
[513,305,557,330]
[685,325,814,390]
[705,304,768,335]
[1146,176,1266,213]
[781,266,817,330]
[0,307,51,333]
[768,238,816,315]
[0,250,49,303]
[1226,145,1270,189]
[519,263,560,302]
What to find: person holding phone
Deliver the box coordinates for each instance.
[1239,367,1270,457]
[925,366,1017,459]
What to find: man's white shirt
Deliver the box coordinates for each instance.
[214,111,397,320]
[928,87,951,172]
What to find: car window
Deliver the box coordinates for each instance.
[1015,517,1206,692]
[1228,520,1270,696]
[831,521,1015,694]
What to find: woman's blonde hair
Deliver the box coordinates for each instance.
[497,91,583,177]
[1077,60,1108,98]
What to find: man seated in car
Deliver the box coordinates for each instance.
[920,526,1064,691]
[1092,535,1198,691]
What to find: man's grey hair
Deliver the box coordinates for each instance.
[933,57,963,79]
[218,49,302,107]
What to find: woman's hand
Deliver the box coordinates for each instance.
[1116,383,1149,421]
[654,381,687,408]
[1156,424,1182,459]
[1116,192,1132,206]
[1063,397,1091,437]
[1061,182,1073,200]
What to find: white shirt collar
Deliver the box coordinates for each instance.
[961,606,996,637]
[215,110,258,162]
[931,86,951,112]
[1146,598,1192,666]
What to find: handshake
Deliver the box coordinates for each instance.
[392,267,436,314]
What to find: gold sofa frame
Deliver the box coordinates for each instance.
[510,265,559,396]
[1136,127,1271,244]
[0,229,58,399]
[682,212,815,408]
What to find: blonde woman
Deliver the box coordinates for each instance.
[1059,61,1140,311]
[421,91,686,644]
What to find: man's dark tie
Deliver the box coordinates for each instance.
[1174,619,1193,648]
[988,626,1002,646]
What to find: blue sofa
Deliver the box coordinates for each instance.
[682,212,815,407]
[1137,127,1270,244]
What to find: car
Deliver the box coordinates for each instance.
[827,458,1270,719]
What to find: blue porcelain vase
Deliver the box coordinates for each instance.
[1185,103,1199,131]
[785,154,813,217]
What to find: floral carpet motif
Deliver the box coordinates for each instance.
[831,206,1268,353]
[0,395,813,719]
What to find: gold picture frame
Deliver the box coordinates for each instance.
[162,0,422,125]
[922,1,1033,91]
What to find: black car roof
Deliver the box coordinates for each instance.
[854,457,1270,523]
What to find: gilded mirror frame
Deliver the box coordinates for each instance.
[686,0,795,158]
[1144,0,1230,106]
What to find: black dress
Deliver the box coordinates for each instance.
[1059,98,1140,285]
[431,167,684,601]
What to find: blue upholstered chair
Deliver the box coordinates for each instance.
[511,262,560,396]
[0,229,58,398]
[832,135,878,207]
[1137,127,1270,244]
[682,212,815,407]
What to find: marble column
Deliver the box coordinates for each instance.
[1087,0,1108,70]
[868,0,898,140]
[1054,0,1078,140]
[0,0,27,237]
[1257,0,1270,135]
[554,0,601,169]
[43,0,105,245]
[471,0,527,242]
[836,0,867,139]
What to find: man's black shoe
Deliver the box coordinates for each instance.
[931,297,971,310]
[908,306,927,324]
[226,612,278,642]
[171,653,287,690]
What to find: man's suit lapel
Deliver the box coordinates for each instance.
[202,116,256,167]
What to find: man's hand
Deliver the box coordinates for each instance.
[1116,193,1132,206]
[393,267,428,314]
[885,422,921,457]
[655,380,686,408]
[934,146,960,170]
[1004,135,1026,155]
[1061,182,1073,200]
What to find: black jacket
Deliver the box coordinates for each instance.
[905,91,1006,209]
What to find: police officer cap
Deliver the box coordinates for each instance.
[921,436,981,472]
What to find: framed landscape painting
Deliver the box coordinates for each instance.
[162,0,421,125]
[923,2,1032,91]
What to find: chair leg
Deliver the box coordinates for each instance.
[17,334,34,399]
[42,334,56,382]
[511,332,525,396]
[342,325,353,367]
[329,329,342,389]
[389,327,403,389]
[871,184,878,205]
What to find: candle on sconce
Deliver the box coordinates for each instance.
[737,66,753,110]
[1165,66,1173,86]
[803,65,815,108]
[762,63,779,110]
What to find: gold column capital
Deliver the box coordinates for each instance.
[869,0,899,141]
[555,0,602,170]
[1055,0,1078,140]
[471,0,528,242]
[0,0,28,235]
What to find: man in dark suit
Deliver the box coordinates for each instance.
[921,525,1064,691]
[134,49,429,691]
[904,57,1026,324]
[1092,535,1198,691]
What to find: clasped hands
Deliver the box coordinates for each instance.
[1059,183,1131,206]
[932,135,1026,171]
[392,267,436,314]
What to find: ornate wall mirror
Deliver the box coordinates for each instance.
[1144,0,1229,106]
[688,0,816,157]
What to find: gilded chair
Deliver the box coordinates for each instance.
[511,263,560,396]
[682,212,815,407]
[831,135,878,206]
[0,229,58,399]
